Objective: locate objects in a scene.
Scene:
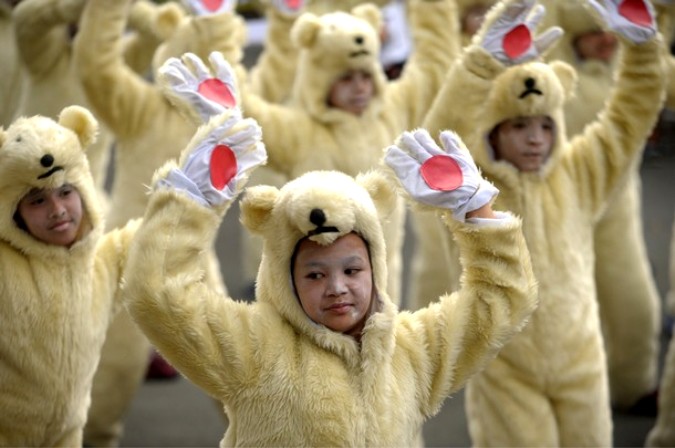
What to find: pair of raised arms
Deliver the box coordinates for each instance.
[158,0,657,220]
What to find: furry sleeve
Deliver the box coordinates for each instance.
[565,37,666,217]
[13,0,81,76]
[123,189,257,398]
[119,0,163,77]
[93,218,142,317]
[246,7,299,104]
[386,0,461,128]
[402,213,538,416]
[73,0,161,138]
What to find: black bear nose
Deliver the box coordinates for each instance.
[355,35,364,45]
[524,77,536,89]
[309,208,326,227]
[40,154,54,167]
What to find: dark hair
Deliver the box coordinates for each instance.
[13,209,28,232]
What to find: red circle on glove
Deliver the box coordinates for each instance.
[420,155,463,191]
[198,78,236,109]
[210,144,237,191]
[619,0,652,27]
[285,0,302,9]
[503,24,531,59]
[202,0,225,12]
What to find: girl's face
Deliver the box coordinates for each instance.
[573,30,618,63]
[293,233,373,338]
[17,184,83,247]
[327,70,375,116]
[490,116,555,172]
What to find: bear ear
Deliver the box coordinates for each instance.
[356,170,397,219]
[351,3,382,31]
[58,105,99,149]
[154,1,185,40]
[551,61,577,100]
[291,12,321,49]
[240,185,279,235]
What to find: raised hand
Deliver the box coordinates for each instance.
[181,0,238,16]
[587,0,657,43]
[158,51,239,124]
[480,0,562,65]
[385,129,499,222]
[271,0,305,17]
[157,109,267,207]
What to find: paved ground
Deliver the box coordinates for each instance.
[113,100,675,447]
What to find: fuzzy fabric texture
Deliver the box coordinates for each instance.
[420,1,667,443]
[12,0,115,203]
[646,216,675,447]
[0,3,25,128]
[123,150,538,445]
[239,0,461,302]
[0,106,138,446]
[538,0,663,409]
[72,0,243,443]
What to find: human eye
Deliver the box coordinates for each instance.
[59,185,74,197]
[305,271,324,280]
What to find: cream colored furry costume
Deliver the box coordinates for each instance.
[0,1,25,128]
[0,106,138,446]
[122,111,538,446]
[73,1,245,444]
[646,214,675,446]
[13,0,111,204]
[534,0,663,410]
[421,0,666,444]
[240,0,460,303]
[406,0,496,312]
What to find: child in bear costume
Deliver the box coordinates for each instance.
[232,0,460,303]
[121,78,539,446]
[420,0,666,444]
[73,0,246,444]
[538,0,663,411]
[0,105,138,446]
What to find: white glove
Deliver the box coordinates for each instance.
[157,110,267,207]
[587,0,657,43]
[385,129,499,222]
[480,0,563,65]
[158,51,239,124]
[181,0,237,16]
[271,0,305,17]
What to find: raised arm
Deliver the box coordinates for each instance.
[73,0,166,138]
[123,103,267,397]
[13,0,84,76]
[385,129,538,414]
[566,0,666,214]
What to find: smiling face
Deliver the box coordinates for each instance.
[16,184,83,247]
[327,70,375,116]
[490,115,555,172]
[292,232,374,339]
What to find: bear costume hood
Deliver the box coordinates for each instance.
[0,106,102,257]
[240,169,398,349]
[288,4,389,123]
[477,57,577,179]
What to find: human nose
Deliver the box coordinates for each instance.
[48,197,67,219]
[527,126,545,144]
[326,274,348,296]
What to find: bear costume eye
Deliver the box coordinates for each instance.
[15,136,21,143]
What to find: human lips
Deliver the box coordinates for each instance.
[325,302,354,314]
[50,219,73,232]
